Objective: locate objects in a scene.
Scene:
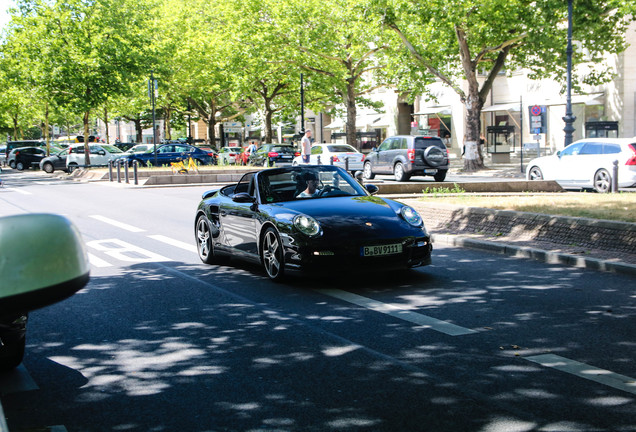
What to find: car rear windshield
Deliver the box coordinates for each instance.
[272,146,294,153]
[414,137,445,149]
[328,145,357,153]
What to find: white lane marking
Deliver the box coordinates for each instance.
[318,289,477,336]
[87,253,113,268]
[526,354,636,395]
[0,364,39,394]
[148,235,197,253]
[89,215,145,232]
[86,239,171,263]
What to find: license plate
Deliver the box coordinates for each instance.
[281,155,292,159]
[361,243,403,257]
[424,169,438,174]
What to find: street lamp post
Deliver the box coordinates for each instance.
[187,100,192,144]
[300,73,305,133]
[149,72,158,166]
[562,0,576,147]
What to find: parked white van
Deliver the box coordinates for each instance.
[66,144,124,172]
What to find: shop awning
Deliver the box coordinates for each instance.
[360,113,391,128]
[545,93,604,106]
[413,106,452,116]
[481,102,521,112]
[324,118,344,129]
[325,113,392,130]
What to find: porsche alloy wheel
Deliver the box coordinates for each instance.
[261,227,284,281]
[196,215,216,264]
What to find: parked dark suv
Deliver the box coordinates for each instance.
[363,135,449,182]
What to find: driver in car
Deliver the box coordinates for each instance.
[296,171,321,198]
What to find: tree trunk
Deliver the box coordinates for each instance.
[83,110,91,166]
[103,107,110,144]
[44,102,50,155]
[134,118,143,143]
[345,81,358,150]
[264,108,273,143]
[164,107,172,141]
[462,92,484,172]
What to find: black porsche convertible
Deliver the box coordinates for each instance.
[194,165,432,280]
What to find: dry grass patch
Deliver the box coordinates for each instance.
[418,193,636,223]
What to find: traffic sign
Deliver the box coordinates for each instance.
[531,105,541,116]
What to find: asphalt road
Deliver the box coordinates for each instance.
[1,171,635,432]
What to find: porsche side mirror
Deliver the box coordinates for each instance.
[0,214,90,314]
[365,184,379,195]
[232,192,256,203]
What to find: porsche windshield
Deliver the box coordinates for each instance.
[258,166,368,203]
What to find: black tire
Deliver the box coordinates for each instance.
[43,162,55,173]
[528,166,543,181]
[593,169,611,193]
[8,160,16,169]
[363,161,375,179]
[393,162,409,182]
[260,227,285,281]
[195,215,218,264]
[16,161,25,171]
[0,336,25,371]
[433,169,447,182]
[423,146,446,167]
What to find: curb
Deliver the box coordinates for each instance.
[432,234,636,277]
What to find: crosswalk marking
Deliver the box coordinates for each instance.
[86,239,170,263]
[87,253,113,268]
[3,187,31,195]
[526,354,636,395]
[89,215,145,232]
[148,234,197,253]
[318,289,477,336]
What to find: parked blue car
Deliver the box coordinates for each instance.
[118,143,216,167]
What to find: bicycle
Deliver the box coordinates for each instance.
[171,156,199,174]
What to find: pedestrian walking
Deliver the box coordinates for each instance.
[301,130,312,164]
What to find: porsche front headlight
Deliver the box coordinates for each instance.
[400,206,423,227]
[293,214,322,237]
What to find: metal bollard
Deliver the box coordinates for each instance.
[612,160,618,193]
[344,156,349,171]
[329,156,334,165]
[133,160,139,185]
[317,155,321,165]
[116,159,122,183]
[124,160,129,183]
[108,161,113,181]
